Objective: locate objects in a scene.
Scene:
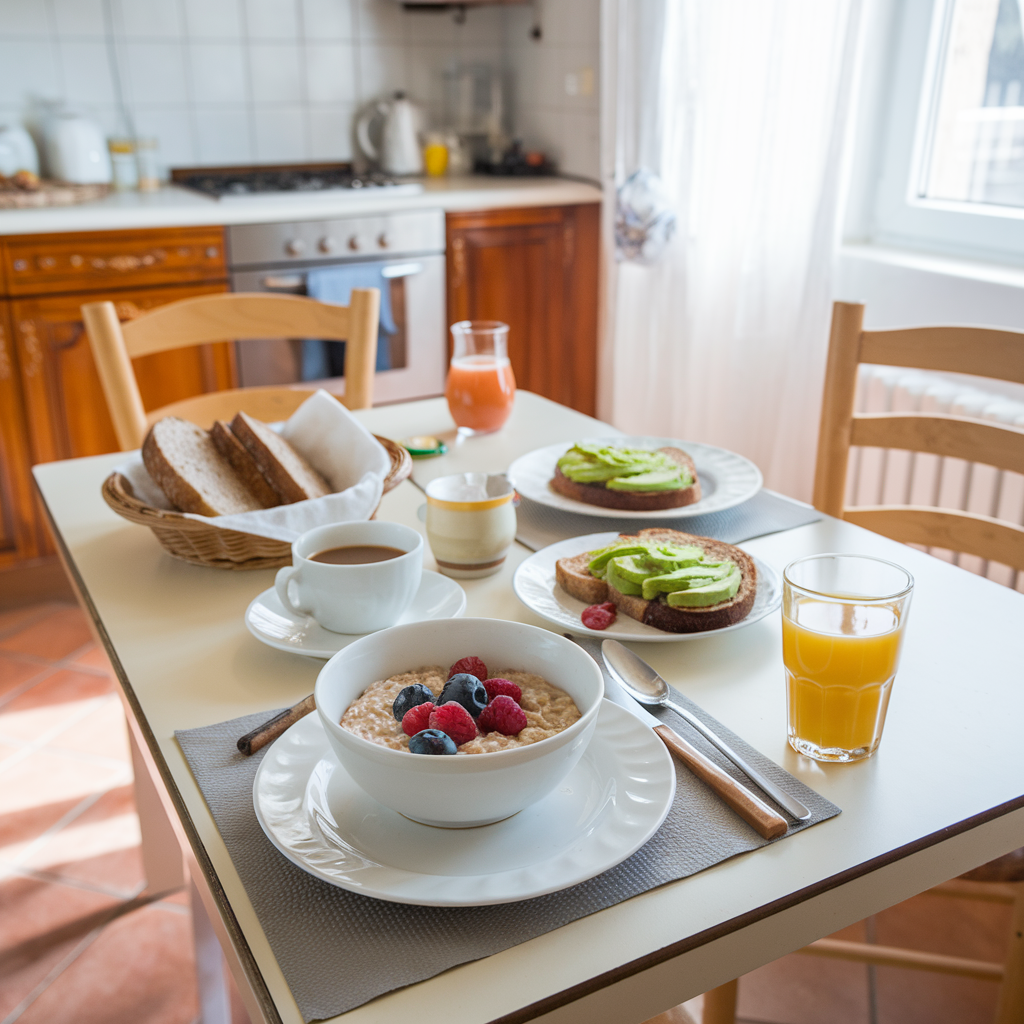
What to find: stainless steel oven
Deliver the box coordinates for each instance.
[227,209,447,404]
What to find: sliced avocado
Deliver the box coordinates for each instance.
[558,445,680,485]
[607,554,660,584]
[643,544,704,570]
[557,451,625,483]
[665,566,742,607]
[587,543,652,577]
[640,562,734,600]
[605,468,689,492]
[606,561,644,596]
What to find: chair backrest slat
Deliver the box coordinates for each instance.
[850,413,1024,476]
[859,326,1024,384]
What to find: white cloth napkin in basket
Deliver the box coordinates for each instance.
[117,390,391,543]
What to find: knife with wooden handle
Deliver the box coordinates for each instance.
[564,634,787,840]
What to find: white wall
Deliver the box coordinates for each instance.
[0,0,599,180]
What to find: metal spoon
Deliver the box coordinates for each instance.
[601,639,812,822]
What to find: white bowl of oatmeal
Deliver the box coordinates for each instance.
[314,617,604,827]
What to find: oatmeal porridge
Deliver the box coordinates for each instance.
[340,665,581,754]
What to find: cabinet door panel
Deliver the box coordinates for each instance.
[0,302,39,564]
[13,283,234,464]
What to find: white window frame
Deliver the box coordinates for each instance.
[864,0,1024,266]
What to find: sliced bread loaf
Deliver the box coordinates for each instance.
[550,447,701,511]
[230,411,331,504]
[556,528,757,633]
[209,420,280,508]
[142,418,268,517]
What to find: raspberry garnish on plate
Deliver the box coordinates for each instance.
[581,601,617,630]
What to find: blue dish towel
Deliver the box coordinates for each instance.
[302,264,396,378]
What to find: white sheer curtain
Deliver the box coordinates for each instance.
[602,0,863,502]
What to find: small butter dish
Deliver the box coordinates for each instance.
[401,435,448,458]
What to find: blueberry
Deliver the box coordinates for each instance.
[408,729,457,755]
[392,683,436,722]
[438,673,488,718]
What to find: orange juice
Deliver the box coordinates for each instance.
[783,598,905,759]
[445,355,516,432]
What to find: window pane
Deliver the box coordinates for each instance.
[924,0,1024,208]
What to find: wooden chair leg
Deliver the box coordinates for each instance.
[996,882,1024,1024]
[641,1004,698,1024]
[702,979,738,1024]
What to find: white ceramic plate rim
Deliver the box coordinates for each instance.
[507,437,763,520]
[244,569,467,659]
[512,531,782,643]
[252,702,676,906]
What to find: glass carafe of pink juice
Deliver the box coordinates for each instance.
[445,320,516,434]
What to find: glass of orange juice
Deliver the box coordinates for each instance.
[445,320,516,435]
[782,554,913,763]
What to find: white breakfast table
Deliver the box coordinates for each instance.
[32,391,1024,1024]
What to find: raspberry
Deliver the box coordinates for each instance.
[582,602,617,630]
[448,656,488,682]
[478,695,528,736]
[483,678,522,704]
[428,701,477,746]
[401,701,435,737]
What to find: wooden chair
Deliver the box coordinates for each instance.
[813,300,1024,571]
[82,290,380,451]
[695,301,1024,1024]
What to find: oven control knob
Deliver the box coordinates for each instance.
[285,239,305,256]
[318,236,335,254]
[347,235,361,251]
[377,232,389,248]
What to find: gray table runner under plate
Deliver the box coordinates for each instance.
[176,655,839,1023]
[514,488,822,552]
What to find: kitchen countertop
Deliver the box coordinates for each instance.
[0,175,603,236]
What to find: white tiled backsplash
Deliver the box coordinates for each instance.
[0,0,599,179]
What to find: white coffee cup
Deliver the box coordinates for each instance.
[274,521,423,634]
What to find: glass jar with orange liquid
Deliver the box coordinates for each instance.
[782,554,914,763]
[445,321,516,435]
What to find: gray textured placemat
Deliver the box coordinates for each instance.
[514,489,822,552]
[176,660,839,1023]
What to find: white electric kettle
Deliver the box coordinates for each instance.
[356,92,423,176]
[0,125,39,177]
[45,112,112,184]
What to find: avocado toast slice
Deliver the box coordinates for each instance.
[551,445,702,511]
[555,528,757,633]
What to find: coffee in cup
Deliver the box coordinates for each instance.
[275,521,423,634]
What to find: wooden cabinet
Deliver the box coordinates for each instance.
[0,226,233,567]
[446,204,600,416]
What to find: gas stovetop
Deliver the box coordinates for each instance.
[170,163,422,200]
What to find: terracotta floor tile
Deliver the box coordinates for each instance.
[737,950,870,1024]
[0,669,115,745]
[48,696,130,764]
[0,605,93,661]
[0,654,48,702]
[0,794,92,865]
[875,966,999,1024]
[69,643,115,675]
[24,786,144,897]
[17,902,199,1024]
[0,928,86,1022]
[0,605,57,640]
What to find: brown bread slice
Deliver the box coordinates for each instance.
[209,420,280,508]
[555,528,757,634]
[142,417,267,517]
[550,447,702,511]
[230,411,332,504]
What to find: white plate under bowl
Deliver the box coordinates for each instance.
[245,570,467,659]
[507,437,763,520]
[253,702,675,906]
[513,531,782,643]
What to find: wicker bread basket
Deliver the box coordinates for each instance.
[101,435,412,570]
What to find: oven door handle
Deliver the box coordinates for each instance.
[381,262,423,279]
[261,275,305,290]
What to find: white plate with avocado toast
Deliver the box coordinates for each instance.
[507,437,763,519]
[513,531,782,641]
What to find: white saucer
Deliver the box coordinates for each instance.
[245,570,467,659]
[512,531,782,642]
[507,436,763,520]
[253,702,676,906]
